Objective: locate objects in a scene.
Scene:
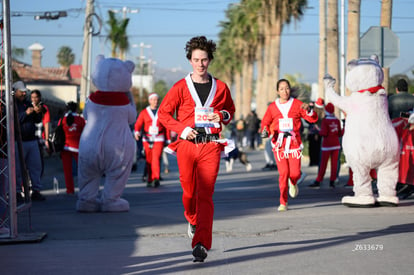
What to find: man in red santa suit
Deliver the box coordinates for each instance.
[134,93,169,188]
[309,102,343,189]
[260,79,318,212]
[158,36,235,263]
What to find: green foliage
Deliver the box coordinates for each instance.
[154,80,168,99]
[57,46,75,67]
[283,73,311,102]
[106,10,130,59]
[1,58,20,82]
[12,47,25,58]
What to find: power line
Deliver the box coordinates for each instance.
[11,30,414,39]
[98,0,235,6]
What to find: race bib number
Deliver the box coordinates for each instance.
[195,107,214,127]
[279,118,293,132]
[149,126,159,135]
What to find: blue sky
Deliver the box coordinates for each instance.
[5,0,414,83]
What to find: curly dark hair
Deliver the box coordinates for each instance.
[185,36,216,61]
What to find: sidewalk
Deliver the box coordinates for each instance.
[1,150,413,275]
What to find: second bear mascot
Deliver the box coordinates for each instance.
[324,55,399,207]
[76,55,137,212]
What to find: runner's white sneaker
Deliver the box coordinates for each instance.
[278,204,287,211]
[288,179,299,198]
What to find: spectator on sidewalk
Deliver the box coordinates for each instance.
[13,81,46,201]
[394,112,414,199]
[309,103,343,189]
[262,137,277,171]
[235,116,246,148]
[245,110,260,150]
[31,90,50,152]
[262,120,277,171]
[30,89,50,179]
[307,98,324,167]
[59,102,85,194]
[388,79,414,120]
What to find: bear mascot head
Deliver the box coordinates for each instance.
[76,55,137,212]
[92,55,135,92]
[324,55,400,207]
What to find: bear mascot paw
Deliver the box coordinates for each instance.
[324,55,399,208]
[76,55,137,212]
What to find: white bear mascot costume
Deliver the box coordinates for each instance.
[76,55,137,212]
[324,55,399,207]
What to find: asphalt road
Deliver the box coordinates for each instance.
[1,149,413,275]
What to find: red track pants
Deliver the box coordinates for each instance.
[61,150,78,194]
[274,149,301,206]
[143,141,164,182]
[316,149,339,182]
[176,140,222,250]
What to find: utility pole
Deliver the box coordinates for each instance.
[80,0,94,110]
[138,43,151,110]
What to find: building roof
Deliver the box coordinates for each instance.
[12,59,77,84]
[69,64,83,85]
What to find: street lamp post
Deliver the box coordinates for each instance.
[110,6,139,19]
[132,43,151,109]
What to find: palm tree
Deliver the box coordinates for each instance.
[213,2,259,119]
[215,1,307,118]
[211,15,237,85]
[106,10,130,59]
[318,0,326,100]
[12,46,25,59]
[118,19,130,60]
[326,0,339,109]
[213,12,243,119]
[380,0,393,92]
[346,0,361,96]
[57,46,75,68]
[261,0,308,105]
[254,31,266,118]
[232,1,260,117]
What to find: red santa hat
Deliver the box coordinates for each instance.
[325,103,334,114]
[315,98,324,108]
[148,93,159,101]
